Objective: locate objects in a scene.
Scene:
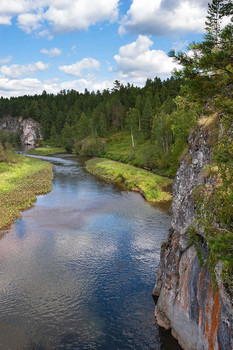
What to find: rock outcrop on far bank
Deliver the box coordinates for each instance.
[0,116,43,145]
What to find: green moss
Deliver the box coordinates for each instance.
[86,158,172,204]
[26,146,66,156]
[189,131,233,292]
[0,154,53,229]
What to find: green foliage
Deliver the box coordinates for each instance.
[175,0,233,290]
[0,130,21,146]
[26,146,66,156]
[79,136,106,156]
[86,158,172,204]
[0,141,17,163]
[190,126,233,291]
[0,73,186,175]
[0,155,53,229]
[62,122,77,151]
[173,0,233,114]
[141,98,153,139]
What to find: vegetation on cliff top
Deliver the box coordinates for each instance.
[174,0,233,291]
[86,158,172,205]
[0,146,53,229]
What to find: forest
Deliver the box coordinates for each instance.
[0,0,232,289]
[0,76,197,177]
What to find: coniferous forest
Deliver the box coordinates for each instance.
[0,1,233,349]
[0,76,198,177]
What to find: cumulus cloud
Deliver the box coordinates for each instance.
[0,76,114,98]
[59,58,100,77]
[0,0,41,25]
[1,0,119,34]
[17,9,44,33]
[0,77,43,96]
[44,0,119,34]
[114,35,179,83]
[119,0,209,36]
[0,61,49,78]
[41,47,62,57]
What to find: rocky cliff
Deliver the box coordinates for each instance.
[0,116,43,145]
[153,116,233,350]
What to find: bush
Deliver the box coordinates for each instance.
[80,137,106,156]
[0,142,17,163]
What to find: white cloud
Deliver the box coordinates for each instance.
[0,61,49,78]
[1,0,119,34]
[44,0,119,34]
[0,56,12,65]
[0,77,43,96]
[114,35,179,83]
[0,0,43,25]
[59,58,100,77]
[0,15,12,25]
[41,47,62,57]
[119,0,209,36]
[17,9,44,33]
[0,76,114,98]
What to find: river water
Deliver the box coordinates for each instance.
[0,154,181,350]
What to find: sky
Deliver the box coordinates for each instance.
[0,0,211,98]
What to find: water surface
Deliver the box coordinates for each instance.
[0,154,181,349]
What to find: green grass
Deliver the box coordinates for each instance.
[103,131,171,175]
[86,158,172,204]
[26,146,66,156]
[105,132,134,162]
[0,154,53,229]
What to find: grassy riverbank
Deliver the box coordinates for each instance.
[0,154,53,229]
[26,146,66,156]
[86,158,172,205]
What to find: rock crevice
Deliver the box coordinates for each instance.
[153,121,233,350]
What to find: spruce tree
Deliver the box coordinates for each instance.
[141,98,153,139]
[172,0,233,114]
[171,0,233,289]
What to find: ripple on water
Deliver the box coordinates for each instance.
[0,155,182,350]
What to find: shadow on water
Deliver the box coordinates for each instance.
[159,328,182,350]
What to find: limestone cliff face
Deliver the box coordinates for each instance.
[153,119,233,350]
[0,116,43,145]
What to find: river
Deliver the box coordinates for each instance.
[0,154,181,350]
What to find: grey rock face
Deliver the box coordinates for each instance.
[0,116,43,145]
[153,121,233,350]
[171,127,212,237]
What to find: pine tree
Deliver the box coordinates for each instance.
[172,0,233,114]
[141,98,153,139]
[77,112,89,139]
[171,0,233,289]
[205,0,224,47]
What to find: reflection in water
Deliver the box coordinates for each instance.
[0,154,181,349]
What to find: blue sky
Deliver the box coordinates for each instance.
[0,0,210,97]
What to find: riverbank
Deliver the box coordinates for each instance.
[26,146,66,156]
[0,154,53,229]
[86,158,172,205]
